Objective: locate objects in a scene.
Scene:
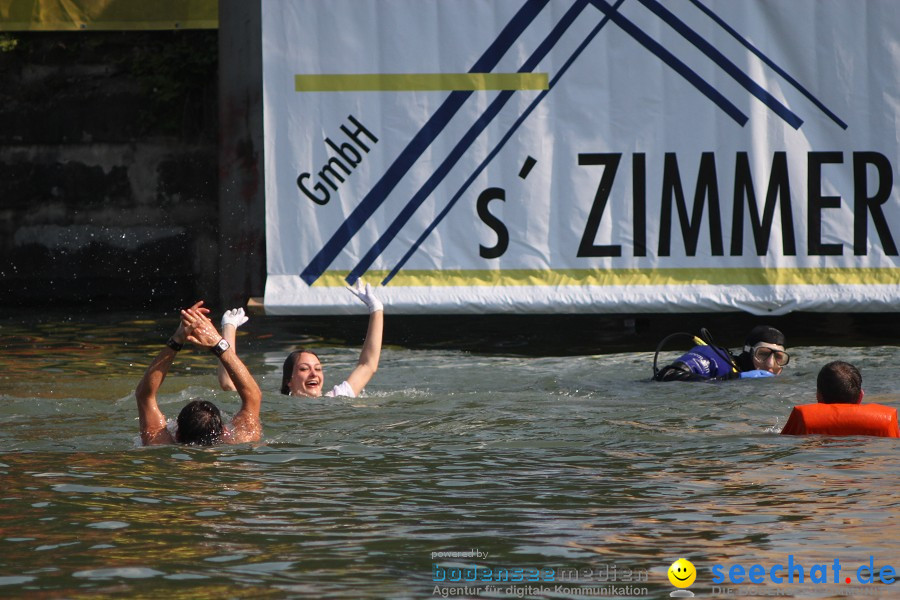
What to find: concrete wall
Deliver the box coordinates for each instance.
[217,0,266,309]
[0,30,222,309]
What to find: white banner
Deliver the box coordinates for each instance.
[262,0,900,315]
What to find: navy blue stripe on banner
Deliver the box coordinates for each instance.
[346,0,587,284]
[586,0,747,126]
[687,0,847,130]
[637,0,802,129]
[347,0,591,284]
[299,0,551,286]
[347,88,517,284]
[382,0,625,285]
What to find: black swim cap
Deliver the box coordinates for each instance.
[744,325,786,349]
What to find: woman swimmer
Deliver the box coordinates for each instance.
[217,280,384,398]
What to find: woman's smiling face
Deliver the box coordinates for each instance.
[289,352,324,397]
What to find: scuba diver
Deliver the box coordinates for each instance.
[653,325,789,382]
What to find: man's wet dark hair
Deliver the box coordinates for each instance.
[176,400,225,445]
[817,361,862,404]
[736,325,786,371]
[281,349,321,395]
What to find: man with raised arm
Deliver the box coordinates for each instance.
[135,301,262,446]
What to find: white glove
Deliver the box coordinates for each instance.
[347,279,383,313]
[221,307,249,330]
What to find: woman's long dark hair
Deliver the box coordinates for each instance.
[281,349,321,395]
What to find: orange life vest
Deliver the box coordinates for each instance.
[780,403,900,437]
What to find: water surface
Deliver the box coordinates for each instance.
[1,313,898,598]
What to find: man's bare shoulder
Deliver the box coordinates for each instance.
[225,414,262,444]
[141,429,176,446]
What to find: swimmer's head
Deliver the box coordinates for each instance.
[744,325,786,349]
[738,325,788,374]
[176,400,225,445]
[817,360,863,404]
[281,349,323,397]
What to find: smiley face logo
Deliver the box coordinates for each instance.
[668,558,696,588]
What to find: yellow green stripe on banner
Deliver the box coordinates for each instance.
[0,0,217,31]
[314,268,900,288]
[295,73,549,92]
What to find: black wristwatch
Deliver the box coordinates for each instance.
[166,338,184,352]
[210,338,230,357]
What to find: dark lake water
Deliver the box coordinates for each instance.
[1,311,898,598]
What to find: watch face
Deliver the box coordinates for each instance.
[213,338,230,355]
